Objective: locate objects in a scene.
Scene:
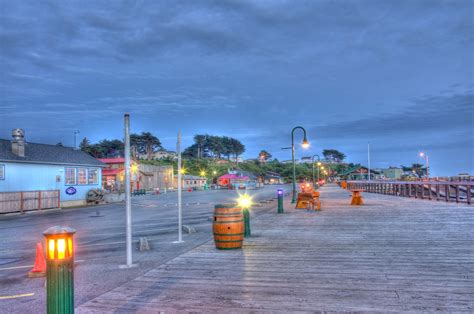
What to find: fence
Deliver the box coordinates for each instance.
[0,190,60,214]
[346,181,473,205]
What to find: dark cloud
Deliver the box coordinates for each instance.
[312,90,473,139]
[0,0,472,175]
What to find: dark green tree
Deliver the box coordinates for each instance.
[322,149,346,162]
[402,163,427,178]
[259,150,272,162]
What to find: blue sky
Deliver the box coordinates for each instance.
[0,0,472,176]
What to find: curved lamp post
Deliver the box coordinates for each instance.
[312,154,321,189]
[419,151,430,179]
[291,126,309,203]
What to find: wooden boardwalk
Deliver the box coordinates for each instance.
[77,184,474,312]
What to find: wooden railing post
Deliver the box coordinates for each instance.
[467,185,472,205]
[20,192,24,213]
[445,185,449,202]
[38,191,42,210]
[455,185,460,203]
[436,184,440,201]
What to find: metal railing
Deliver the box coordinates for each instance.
[346,181,473,205]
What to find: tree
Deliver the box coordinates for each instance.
[258,150,272,162]
[194,135,207,159]
[322,149,346,163]
[402,163,427,178]
[79,137,91,152]
[130,132,162,160]
[229,138,245,161]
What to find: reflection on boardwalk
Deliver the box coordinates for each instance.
[78,185,474,312]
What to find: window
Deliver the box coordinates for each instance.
[77,168,87,185]
[65,168,76,185]
[88,168,98,184]
[0,164,4,180]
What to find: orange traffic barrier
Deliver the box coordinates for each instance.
[341,181,347,189]
[28,243,46,278]
[350,189,364,205]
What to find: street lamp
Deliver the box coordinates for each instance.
[291,126,310,203]
[312,154,320,189]
[419,151,430,179]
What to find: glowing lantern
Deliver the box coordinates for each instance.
[301,138,310,149]
[238,193,252,209]
[43,226,76,313]
[44,226,75,262]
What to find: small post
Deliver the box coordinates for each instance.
[243,208,251,237]
[277,189,284,214]
[44,226,76,314]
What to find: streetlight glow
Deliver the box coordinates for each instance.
[237,193,252,209]
[200,170,206,177]
[301,138,310,149]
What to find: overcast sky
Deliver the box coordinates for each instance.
[0,0,472,176]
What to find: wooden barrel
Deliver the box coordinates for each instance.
[213,204,244,250]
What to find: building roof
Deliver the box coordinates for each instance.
[219,174,250,180]
[98,158,125,164]
[0,139,104,167]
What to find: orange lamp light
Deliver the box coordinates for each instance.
[43,226,76,262]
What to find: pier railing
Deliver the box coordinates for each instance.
[346,181,473,205]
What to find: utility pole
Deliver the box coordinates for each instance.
[175,130,183,243]
[73,130,80,149]
[120,114,136,268]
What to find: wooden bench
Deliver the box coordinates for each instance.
[296,192,321,210]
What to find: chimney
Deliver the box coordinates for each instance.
[12,128,25,157]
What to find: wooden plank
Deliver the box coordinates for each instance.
[77,185,474,313]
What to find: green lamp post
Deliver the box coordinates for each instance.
[44,226,76,314]
[291,126,310,203]
[312,154,321,189]
[238,194,252,237]
[277,188,284,213]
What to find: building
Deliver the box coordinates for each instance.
[381,167,403,180]
[174,175,207,190]
[99,158,173,191]
[264,171,284,184]
[217,170,259,189]
[138,163,173,190]
[0,129,104,211]
[339,166,381,180]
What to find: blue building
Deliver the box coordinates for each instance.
[0,129,104,210]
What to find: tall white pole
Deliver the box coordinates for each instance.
[426,155,430,179]
[177,130,183,243]
[124,114,133,267]
[367,142,371,181]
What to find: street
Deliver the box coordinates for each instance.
[0,185,288,312]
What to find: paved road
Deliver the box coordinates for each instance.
[0,185,289,313]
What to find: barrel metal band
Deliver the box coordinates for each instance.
[214,239,244,243]
[213,233,244,236]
